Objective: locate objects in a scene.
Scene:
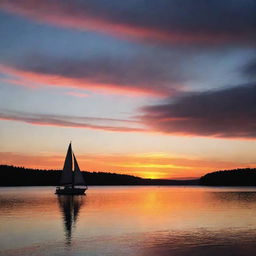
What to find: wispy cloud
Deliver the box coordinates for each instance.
[0,57,180,97]
[2,80,256,139]
[0,109,146,133]
[1,0,255,45]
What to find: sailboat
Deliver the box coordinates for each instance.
[55,143,88,195]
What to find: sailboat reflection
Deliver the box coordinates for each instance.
[58,195,85,245]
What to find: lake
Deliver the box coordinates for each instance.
[1,186,256,256]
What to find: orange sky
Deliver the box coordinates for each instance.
[1,151,255,179]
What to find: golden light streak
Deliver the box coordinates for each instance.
[112,163,193,169]
[1,151,256,179]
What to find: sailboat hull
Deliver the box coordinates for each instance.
[55,187,87,195]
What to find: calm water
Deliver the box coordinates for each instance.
[1,186,256,256]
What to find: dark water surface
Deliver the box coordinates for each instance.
[1,186,256,256]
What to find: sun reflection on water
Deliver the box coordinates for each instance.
[1,186,256,256]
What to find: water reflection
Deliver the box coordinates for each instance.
[2,187,256,256]
[211,191,256,203]
[132,229,256,256]
[57,195,85,245]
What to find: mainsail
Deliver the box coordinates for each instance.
[60,143,73,185]
[73,153,86,185]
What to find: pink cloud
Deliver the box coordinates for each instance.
[0,109,148,133]
[0,64,168,97]
[1,0,254,46]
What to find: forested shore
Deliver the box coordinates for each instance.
[200,168,256,186]
[0,165,199,186]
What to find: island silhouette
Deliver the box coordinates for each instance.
[200,168,256,186]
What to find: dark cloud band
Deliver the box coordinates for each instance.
[141,83,256,138]
[1,0,255,45]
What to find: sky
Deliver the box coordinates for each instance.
[0,0,256,179]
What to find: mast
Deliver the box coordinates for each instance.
[59,143,73,186]
[71,142,74,189]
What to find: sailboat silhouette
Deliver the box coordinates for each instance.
[56,143,88,195]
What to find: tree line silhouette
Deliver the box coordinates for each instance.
[0,165,199,186]
[200,168,256,186]
[2,165,256,187]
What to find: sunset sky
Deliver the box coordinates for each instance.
[0,0,256,179]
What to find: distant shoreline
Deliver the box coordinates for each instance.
[0,165,199,186]
[2,165,256,187]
